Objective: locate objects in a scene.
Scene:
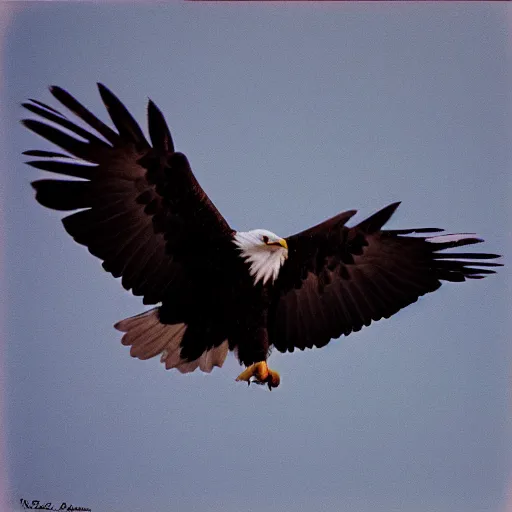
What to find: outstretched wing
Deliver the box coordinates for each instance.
[23,84,233,305]
[269,202,501,353]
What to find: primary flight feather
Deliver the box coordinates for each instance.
[22,84,502,389]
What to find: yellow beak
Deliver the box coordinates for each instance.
[268,238,288,250]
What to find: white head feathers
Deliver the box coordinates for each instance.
[233,229,288,286]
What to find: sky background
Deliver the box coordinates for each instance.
[2,3,511,512]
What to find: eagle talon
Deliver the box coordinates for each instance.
[236,361,280,390]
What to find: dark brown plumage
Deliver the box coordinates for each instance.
[22,84,502,388]
[270,203,500,353]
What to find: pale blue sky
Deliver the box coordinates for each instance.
[3,4,511,512]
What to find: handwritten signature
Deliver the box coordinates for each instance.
[20,499,91,511]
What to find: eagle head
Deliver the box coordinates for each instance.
[233,229,289,285]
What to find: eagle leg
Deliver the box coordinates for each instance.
[235,361,280,390]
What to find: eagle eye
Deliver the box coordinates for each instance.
[262,235,269,244]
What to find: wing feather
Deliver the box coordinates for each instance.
[49,85,120,144]
[97,83,149,148]
[27,159,96,180]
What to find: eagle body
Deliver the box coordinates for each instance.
[22,84,502,389]
[155,231,276,368]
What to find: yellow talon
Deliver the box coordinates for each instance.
[236,361,269,382]
[236,361,280,390]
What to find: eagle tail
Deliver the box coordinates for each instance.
[114,309,229,373]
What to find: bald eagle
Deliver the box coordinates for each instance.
[22,84,501,390]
